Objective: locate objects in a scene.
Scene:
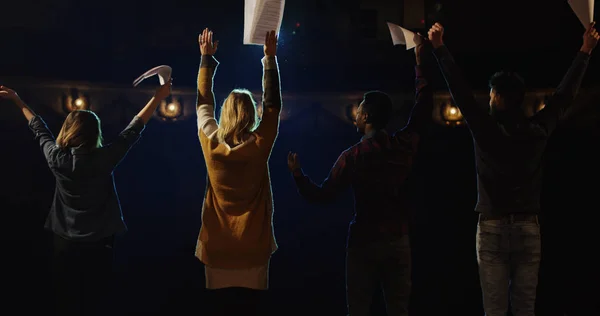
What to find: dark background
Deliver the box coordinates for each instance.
[1,0,599,315]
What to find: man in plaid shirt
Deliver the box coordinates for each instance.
[287,39,434,316]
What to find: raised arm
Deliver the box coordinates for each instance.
[428,23,505,148]
[1,86,35,122]
[287,151,352,204]
[401,39,434,136]
[104,82,171,169]
[196,28,220,139]
[255,31,282,152]
[0,86,58,162]
[532,22,598,133]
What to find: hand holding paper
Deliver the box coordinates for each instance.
[581,21,599,54]
[387,22,423,50]
[568,0,595,28]
[154,78,173,101]
[133,65,172,87]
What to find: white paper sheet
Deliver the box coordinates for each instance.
[244,0,285,45]
[387,22,422,50]
[132,65,172,87]
[244,0,258,44]
[568,0,595,27]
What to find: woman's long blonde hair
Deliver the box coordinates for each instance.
[217,89,259,146]
[56,110,103,149]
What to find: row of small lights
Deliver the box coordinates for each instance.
[64,90,183,120]
[65,92,545,125]
[65,90,470,126]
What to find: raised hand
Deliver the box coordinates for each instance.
[581,22,599,55]
[0,86,20,102]
[287,151,301,171]
[154,78,173,101]
[428,22,444,49]
[1,85,34,120]
[264,30,278,57]
[199,28,219,56]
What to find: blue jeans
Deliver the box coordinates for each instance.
[476,214,541,316]
[346,236,411,316]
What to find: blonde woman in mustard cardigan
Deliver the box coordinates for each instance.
[195,28,281,315]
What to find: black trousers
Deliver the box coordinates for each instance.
[52,234,114,316]
[206,287,268,316]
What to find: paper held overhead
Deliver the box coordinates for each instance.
[244,0,286,45]
[132,65,172,87]
[387,22,422,50]
[568,0,594,27]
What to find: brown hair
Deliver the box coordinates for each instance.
[56,110,103,149]
[217,89,259,146]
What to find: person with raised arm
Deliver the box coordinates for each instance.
[0,81,171,316]
[194,28,282,315]
[428,22,599,316]
[287,38,434,316]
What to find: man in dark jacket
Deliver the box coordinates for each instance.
[428,21,599,316]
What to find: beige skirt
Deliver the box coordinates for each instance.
[205,261,270,290]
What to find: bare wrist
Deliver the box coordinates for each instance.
[580,45,592,55]
[14,98,26,108]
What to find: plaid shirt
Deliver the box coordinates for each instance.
[292,66,432,247]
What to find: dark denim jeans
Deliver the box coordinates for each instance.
[346,236,411,316]
[476,214,541,316]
